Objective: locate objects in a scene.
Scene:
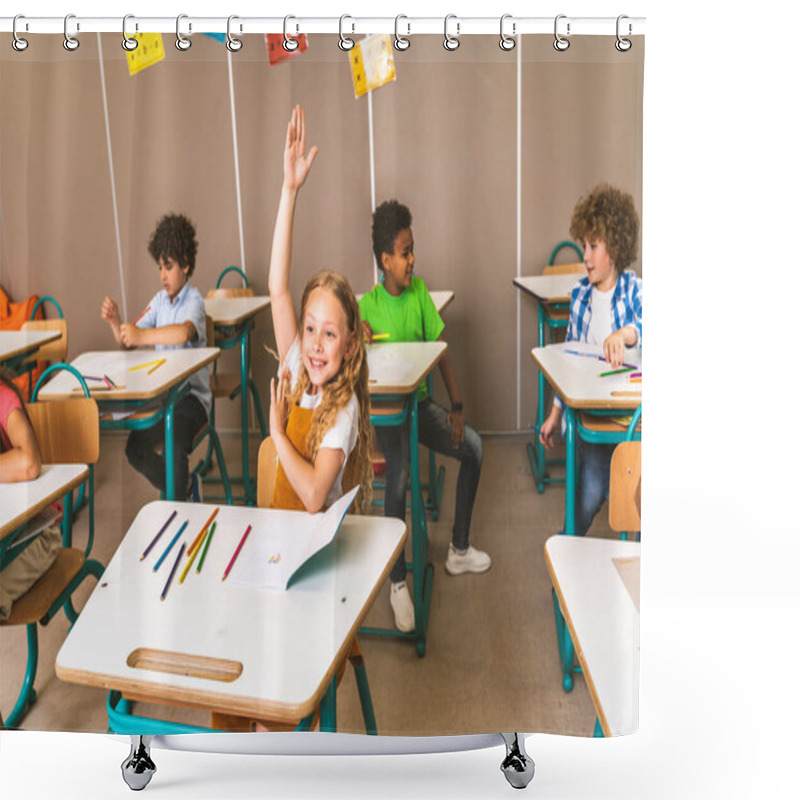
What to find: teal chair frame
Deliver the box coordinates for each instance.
[0,364,105,728]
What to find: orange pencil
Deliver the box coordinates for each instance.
[132,306,151,326]
[187,507,219,557]
[222,524,252,581]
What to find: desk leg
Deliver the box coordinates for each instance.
[121,735,156,790]
[239,332,253,504]
[564,407,577,537]
[528,305,548,493]
[319,676,337,733]
[164,400,176,501]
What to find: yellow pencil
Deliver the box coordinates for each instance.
[179,529,206,584]
[130,359,162,372]
[369,332,391,341]
[147,359,166,375]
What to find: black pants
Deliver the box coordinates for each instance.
[125,394,207,499]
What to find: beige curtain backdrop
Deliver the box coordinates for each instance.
[0,33,643,432]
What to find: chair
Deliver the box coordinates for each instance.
[609,440,641,541]
[20,295,67,400]
[0,367,105,728]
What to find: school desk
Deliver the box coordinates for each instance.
[544,535,640,737]
[54,500,406,735]
[203,295,270,504]
[35,348,219,501]
[0,329,62,375]
[514,274,582,493]
[362,341,448,657]
[355,289,453,316]
[532,341,641,536]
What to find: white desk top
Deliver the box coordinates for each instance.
[532,341,642,410]
[35,348,220,402]
[367,341,447,396]
[204,296,271,326]
[56,502,405,722]
[544,535,640,737]
[514,274,583,303]
[0,329,62,364]
[1,463,89,540]
[356,289,453,315]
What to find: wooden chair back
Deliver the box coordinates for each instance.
[608,441,641,533]
[206,287,254,299]
[20,319,68,363]
[257,436,278,509]
[206,316,217,347]
[543,262,585,276]
[26,398,100,465]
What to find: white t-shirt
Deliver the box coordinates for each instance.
[282,336,359,507]
[587,286,614,346]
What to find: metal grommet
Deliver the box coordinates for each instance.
[176,14,192,51]
[553,14,570,52]
[499,13,516,51]
[338,14,355,51]
[394,15,410,51]
[443,14,460,51]
[63,13,80,51]
[226,15,243,52]
[121,14,138,51]
[615,15,632,52]
[283,15,299,52]
[12,15,29,52]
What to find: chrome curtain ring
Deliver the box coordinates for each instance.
[394,14,410,51]
[615,15,632,52]
[176,14,192,51]
[283,15,299,52]
[121,14,138,51]
[338,14,355,51]
[12,14,29,52]
[553,14,570,52]
[226,15,243,52]
[63,13,80,51]
[443,14,460,51]
[499,14,516,51]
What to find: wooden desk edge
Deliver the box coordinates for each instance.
[56,521,408,725]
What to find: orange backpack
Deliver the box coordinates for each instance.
[0,285,45,400]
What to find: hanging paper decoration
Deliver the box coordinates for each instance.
[125,33,166,76]
[265,34,309,66]
[349,35,396,99]
[201,32,227,45]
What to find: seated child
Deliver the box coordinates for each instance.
[0,372,61,621]
[100,213,210,500]
[539,183,642,535]
[267,104,373,515]
[360,200,491,634]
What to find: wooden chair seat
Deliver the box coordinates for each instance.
[210,372,241,399]
[369,399,406,417]
[1,548,85,627]
[579,411,641,434]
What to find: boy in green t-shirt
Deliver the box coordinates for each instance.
[360,200,491,634]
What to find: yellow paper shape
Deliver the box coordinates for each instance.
[349,35,396,99]
[126,33,166,76]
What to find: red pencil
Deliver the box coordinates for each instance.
[132,306,151,326]
[187,507,219,557]
[222,524,252,581]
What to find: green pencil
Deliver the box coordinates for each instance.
[197,521,216,573]
[599,366,636,377]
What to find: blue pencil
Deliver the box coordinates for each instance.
[160,542,185,601]
[565,349,637,369]
[140,509,178,561]
[153,519,188,572]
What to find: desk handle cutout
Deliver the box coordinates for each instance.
[127,648,243,682]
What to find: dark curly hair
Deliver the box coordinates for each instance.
[148,213,198,275]
[570,184,639,270]
[372,200,412,269]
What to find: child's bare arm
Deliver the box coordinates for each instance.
[119,321,196,349]
[269,105,318,360]
[539,405,562,450]
[436,341,466,448]
[603,325,638,368]
[0,408,42,483]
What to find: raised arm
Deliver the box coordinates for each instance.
[269,104,318,360]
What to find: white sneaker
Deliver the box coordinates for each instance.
[445,544,492,576]
[389,581,415,633]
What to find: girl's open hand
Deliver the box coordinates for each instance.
[283,105,318,191]
[270,367,292,438]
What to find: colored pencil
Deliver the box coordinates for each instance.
[566,350,637,369]
[630,372,642,378]
[146,359,166,375]
[130,359,163,372]
[197,521,216,574]
[140,509,178,561]
[222,524,252,581]
[187,507,219,557]
[104,373,118,388]
[599,366,636,377]
[371,332,390,340]
[160,542,185,601]
[179,531,205,584]
[153,520,188,572]
[132,306,151,326]
[81,375,105,382]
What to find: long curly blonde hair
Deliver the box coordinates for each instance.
[286,270,374,513]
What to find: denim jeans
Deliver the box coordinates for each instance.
[572,439,616,536]
[125,393,207,499]
[376,398,483,582]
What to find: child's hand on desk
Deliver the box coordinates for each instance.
[269,367,291,437]
[603,329,627,368]
[119,323,142,348]
[447,408,466,449]
[362,320,374,345]
[283,105,318,192]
